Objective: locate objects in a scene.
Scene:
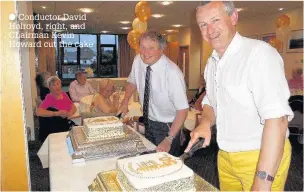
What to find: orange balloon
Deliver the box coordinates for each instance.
[127,30,141,50]
[135,48,140,54]
[132,18,147,33]
[135,1,151,22]
[276,14,290,29]
[269,38,282,52]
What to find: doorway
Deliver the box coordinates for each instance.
[178,46,190,88]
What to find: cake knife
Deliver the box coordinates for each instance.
[140,137,205,162]
[179,137,205,162]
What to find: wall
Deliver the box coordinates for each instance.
[237,8,303,79]
[18,1,36,140]
[1,1,30,190]
[200,7,303,80]
[188,10,202,89]
[178,28,191,46]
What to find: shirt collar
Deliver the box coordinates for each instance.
[140,55,166,72]
[211,32,243,61]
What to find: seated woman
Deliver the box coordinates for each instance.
[35,71,51,100]
[90,79,120,114]
[189,75,206,111]
[36,76,77,142]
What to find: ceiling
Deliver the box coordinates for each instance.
[32,1,303,35]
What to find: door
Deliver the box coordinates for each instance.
[178,46,189,88]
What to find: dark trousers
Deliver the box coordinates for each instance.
[145,119,181,157]
[38,107,72,142]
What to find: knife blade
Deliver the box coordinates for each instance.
[116,113,122,119]
[138,137,205,161]
[179,137,205,162]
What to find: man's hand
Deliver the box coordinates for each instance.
[156,137,172,153]
[251,178,272,191]
[117,102,129,116]
[184,122,211,152]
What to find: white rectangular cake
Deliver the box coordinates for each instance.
[116,152,195,191]
[83,116,124,140]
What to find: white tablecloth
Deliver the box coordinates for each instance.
[42,126,155,191]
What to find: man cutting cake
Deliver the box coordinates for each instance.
[118,30,189,157]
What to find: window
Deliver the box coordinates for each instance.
[56,33,118,83]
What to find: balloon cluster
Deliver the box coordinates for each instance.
[127,1,151,54]
[268,14,291,52]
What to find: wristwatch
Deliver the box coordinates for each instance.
[256,171,274,182]
[166,133,175,142]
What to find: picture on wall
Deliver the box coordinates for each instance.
[260,33,283,53]
[287,29,303,53]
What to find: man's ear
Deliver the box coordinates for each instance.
[230,10,238,26]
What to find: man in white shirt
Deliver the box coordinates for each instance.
[185,1,293,191]
[69,71,96,102]
[118,30,189,156]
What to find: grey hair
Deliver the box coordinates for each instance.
[75,71,85,79]
[46,76,61,88]
[139,30,167,50]
[197,1,235,16]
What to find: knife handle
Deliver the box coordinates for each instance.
[188,137,205,157]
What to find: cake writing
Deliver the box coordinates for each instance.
[127,156,178,174]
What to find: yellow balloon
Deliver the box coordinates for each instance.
[135,1,151,22]
[276,25,291,42]
[127,30,141,50]
[276,14,290,29]
[269,38,282,52]
[132,18,147,33]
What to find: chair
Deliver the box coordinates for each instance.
[288,96,303,144]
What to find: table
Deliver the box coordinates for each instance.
[40,126,155,190]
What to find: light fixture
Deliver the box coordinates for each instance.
[151,14,164,18]
[41,6,46,9]
[236,8,243,12]
[121,27,130,30]
[172,24,182,28]
[160,1,173,6]
[279,8,284,11]
[119,21,131,24]
[101,31,109,33]
[165,29,178,33]
[78,8,93,13]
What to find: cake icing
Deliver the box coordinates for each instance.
[116,152,194,191]
[83,116,125,140]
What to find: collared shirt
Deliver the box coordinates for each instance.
[128,55,189,123]
[202,32,294,152]
[69,80,96,102]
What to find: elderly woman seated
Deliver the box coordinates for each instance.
[90,79,120,114]
[36,76,77,142]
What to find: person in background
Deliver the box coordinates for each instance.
[288,68,303,89]
[185,1,293,191]
[36,76,77,142]
[118,30,189,157]
[189,74,206,111]
[35,71,51,100]
[69,71,96,102]
[90,79,120,114]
